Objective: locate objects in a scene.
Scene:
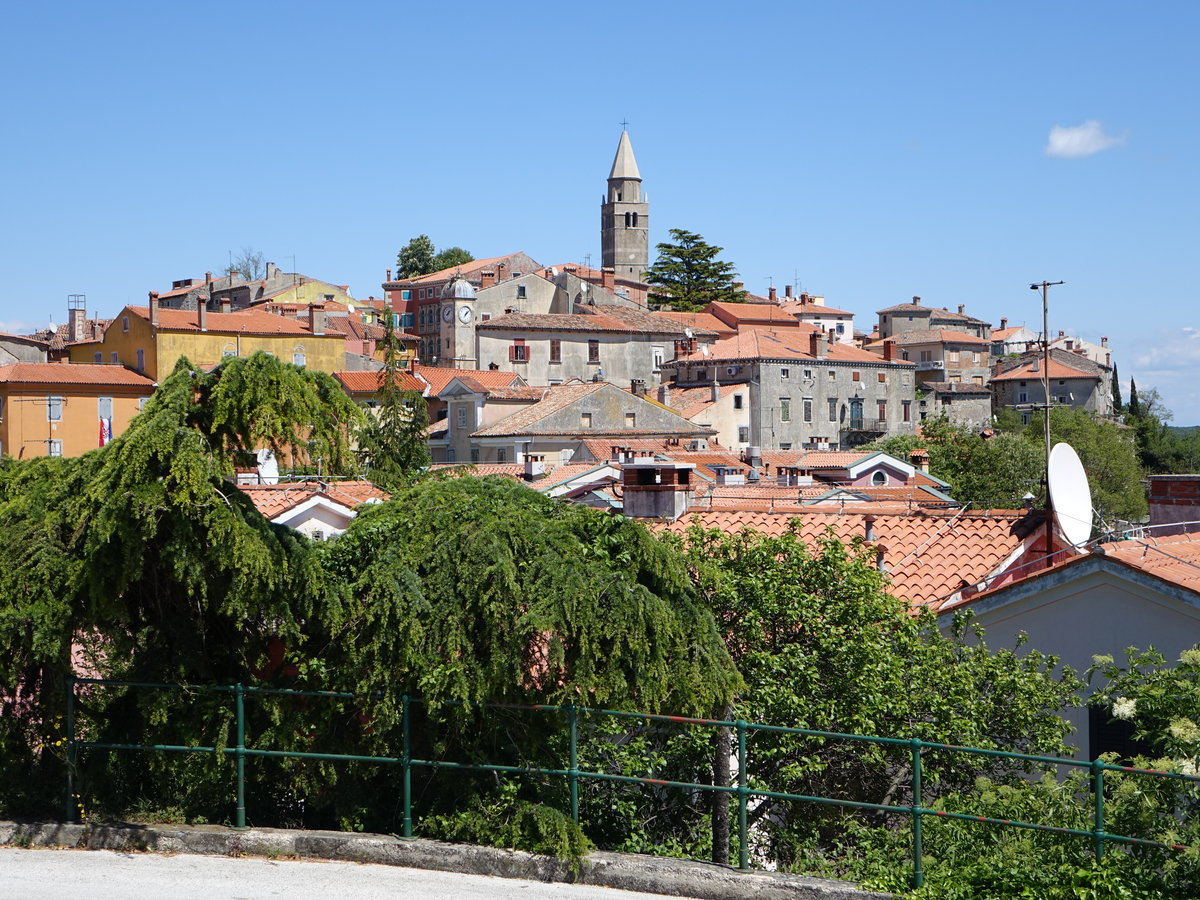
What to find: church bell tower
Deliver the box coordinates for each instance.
[601,130,649,280]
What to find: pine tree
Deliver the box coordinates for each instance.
[355,315,430,490]
[643,228,746,312]
[1111,362,1122,413]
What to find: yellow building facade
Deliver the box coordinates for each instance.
[70,305,346,380]
[0,363,156,459]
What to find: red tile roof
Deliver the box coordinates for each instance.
[670,330,906,365]
[778,300,856,317]
[989,358,1101,382]
[655,508,1041,609]
[0,362,157,387]
[333,370,426,394]
[866,329,990,347]
[238,480,388,519]
[390,253,539,286]
[412,364,524,395]
[127,306,322,337]
[652,311,733,335]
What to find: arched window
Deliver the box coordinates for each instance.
[631,212,639,227]
[624,212,632,228]
[292,346,306,367]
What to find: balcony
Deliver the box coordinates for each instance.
[916,360,945,372]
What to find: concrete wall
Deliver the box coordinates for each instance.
[476,328,670,387]
[0,383,152,459]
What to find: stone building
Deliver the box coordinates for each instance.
[989,348,1114,422]
[601,131,649,280]
[866,329,992,388]
[876,296,991,340]
[660,330,918,451]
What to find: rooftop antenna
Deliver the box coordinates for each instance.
[1030,279,1065,563]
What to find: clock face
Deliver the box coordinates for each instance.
[441,305,453,322]
[458,305,472,323]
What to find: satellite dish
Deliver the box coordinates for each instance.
[256,448,280,485]
[1047,442,1091,547]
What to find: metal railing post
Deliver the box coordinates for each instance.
[911,738,924,889]
[1092,759,1105,860]
[568,704,580,825]
[402,695,412,839]
[65,675,76,823]
[234,683,247,830]
[736,720,749,871]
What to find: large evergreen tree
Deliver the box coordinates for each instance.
[643,228,746,311]
[355,316,430,489]
[395,235,475,279]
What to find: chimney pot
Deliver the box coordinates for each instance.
[309,305,326,336]
[809,331,826,359]
[784,285,793,298]
[220,299,231,315]
[480,271,496,288]
[601,267,616,289]
[1000,317,1008,330]
[1101,336,1108,347]
[386,268,392,282]
[148,291,160,328]
[912,296,921,305]
[769,286,777,302]
[958,304,965,314]
[883,339,895,361]
[197,297,207,332]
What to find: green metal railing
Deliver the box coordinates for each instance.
[64,677,1200,889]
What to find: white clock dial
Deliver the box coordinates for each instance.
[458,305,472,323]
[441,305,453,322]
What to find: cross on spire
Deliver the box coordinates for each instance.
[619,119,630,131]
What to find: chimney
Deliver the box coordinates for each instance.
[480,271,496,288]
[1101,336,1108,347]
[800,292,811,304]
[147,291,159,328]
[220,299,232,315]
[875,546,888,573]
[621,461,695,520]
[657,383,671,407]
[912,296,921,305]
[524,454,546,481]
[1032,358,1039,372]
[958,304,965,314]
[631,378,646,397]
[769,286,777,302]
[864,515,877,541]
[910,449,930,473]
[266,261,278,281]
[809,331,826,359]
[1000,317,1008,330]
[882,339,895,361]
[601,267,616,290]
[197,297,207,332]
[784,285,793,298]
[711,379,720,404]
[205,271,212,284]
[309,306,326,336]
[386,268,393,282]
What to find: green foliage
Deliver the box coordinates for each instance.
[874,417,1044,509]
[675,525,1080,867]
[355,316,430,489]
[395,235,474,279]
[643,228,746,312]
[1122,382,1200,474]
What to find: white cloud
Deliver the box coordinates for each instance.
[0,319,39,335]
[1044,120,1127,159]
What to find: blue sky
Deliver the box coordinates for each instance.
[3,1,1198,421]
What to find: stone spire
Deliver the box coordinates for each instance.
[601,131,649,280]
[608,130,641,181]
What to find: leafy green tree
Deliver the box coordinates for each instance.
[643,228,746,312]
[432,246,474,271]
[675,525,1080,868]
[395,234,436,279]
[395,236,474,279]
[355,316,430,490]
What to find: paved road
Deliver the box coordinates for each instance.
[0,847,702,899]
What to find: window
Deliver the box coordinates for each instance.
[1018,391,1029,403]
[48,440,63,458]
[780,368,789,379]
[780,397,791,422]
[852,371,861,382]
[481,313,490,322]
[653,346,664,371]
[135,348,145,372]
[509,339,527,362]
[828,369,836,381]
[111,352,119,364]
[456,406,468,429]
[497,448,507,463]
[779,442,792,450]
[516,285,527,299]
[902,400,911,422]
[588,340,600,363]
[836,323,845,334]
[733,394,744,410]
[549,339,561,363]
[920,350,932,362]
[872,470,887,486]
[470,448,480,463]
[828,397,838,422]
[401,290,412,300]
[877,400,887,422]
[803,398,813,423]
[878,372,887,383]
[138,397,148,411]
[293,348,306,367]
[803,369,812,379]
[122,316,129,332]
[98,397,113,419]
[0,397,4,421]
[580,412,593,428]
[47,396,63,421]
[947,350,960,364]
[625,412,636,429]
[93,352,102,363]
[738,426,750,443]
[401,313,414,328]
[224,347,237,358]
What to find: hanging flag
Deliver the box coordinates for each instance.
[99,417,113,447]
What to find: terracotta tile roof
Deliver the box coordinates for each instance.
[333,370,426,394]
[239,480,388,519]
[988,359,1100,383]
[876,303,990,325]
[867,329,989,347]
[707,301,803,327]
[778,300,856,317]
[0,362,157,387]
[581,305,716,335]
[389,253,539,286]
[652,311,733,335]
[412,364,524,395]
[323,318,390,341]
[0,331,51,349]
[667,382,743,418]
[1097,533,1200,590]
[654,508,1041,609]
[990,326,1030,341]
[578,438,675,461]
[472,383,609,436]
[427,462,525,479]
[477,385,557,401]
[127,306,321,337]
[668,330,908,366]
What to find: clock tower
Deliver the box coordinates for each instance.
[439,275,477,368]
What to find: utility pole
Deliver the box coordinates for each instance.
[1030,280,1064,560]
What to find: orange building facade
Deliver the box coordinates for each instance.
[0,363,157,459]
